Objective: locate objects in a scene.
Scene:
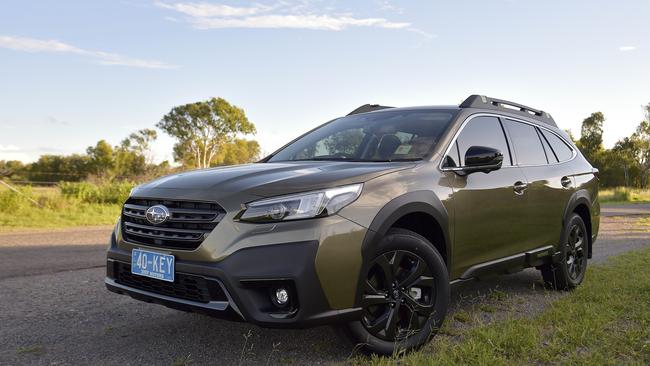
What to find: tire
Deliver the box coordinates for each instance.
[343,228,449,356]
[541,213,589,290]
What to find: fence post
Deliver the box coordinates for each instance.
[0,180,43,208]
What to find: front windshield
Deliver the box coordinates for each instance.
[268,109,456,163]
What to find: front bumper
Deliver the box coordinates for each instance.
[105,233,362,328]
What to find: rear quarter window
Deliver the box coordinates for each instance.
[541,129,574,162]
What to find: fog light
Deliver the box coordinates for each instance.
[274,287,289,306]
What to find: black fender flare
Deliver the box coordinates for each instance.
[354,190,450,307]
[562,189,594,258]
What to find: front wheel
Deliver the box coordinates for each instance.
[344,228,449,355]
[541,213,589,290]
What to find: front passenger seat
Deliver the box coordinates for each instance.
[376,135,402,160]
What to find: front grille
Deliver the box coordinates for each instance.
[121,198,226,250]
[114,262,227,303]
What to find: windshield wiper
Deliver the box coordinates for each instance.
[287,157,358,162]
[367,158,423,162]
[276,157,423,163]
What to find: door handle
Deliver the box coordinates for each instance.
[561,176,572,188]
[513,181,528,195]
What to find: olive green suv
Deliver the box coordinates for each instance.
[106,95,599,354]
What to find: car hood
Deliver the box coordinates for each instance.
[133,161,414,208]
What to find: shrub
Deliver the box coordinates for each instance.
[60,181,134,204]
[612,188,631,202]
[0,186,33,213]
[59,181,96,202]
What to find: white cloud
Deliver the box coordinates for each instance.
[619,46,637,52]
[155,1,272,17]
[156,1,411,31]
[191,14,410,31]
[377,0,404,14]
[45,116,70,126]
[406,28,436,39]
[0,144,20,152]
[0,151,32,162]
[0,35,177,69]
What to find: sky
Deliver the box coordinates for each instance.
[0,0,648,163]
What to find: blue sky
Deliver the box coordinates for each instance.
[0,0,648,163]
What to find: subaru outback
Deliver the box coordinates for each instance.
[106,95,599,354]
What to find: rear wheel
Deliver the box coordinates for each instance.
[345,228,449,355]
[541,213,588,290]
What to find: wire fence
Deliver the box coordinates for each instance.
[4,180,60,186]
[0,180,43,207]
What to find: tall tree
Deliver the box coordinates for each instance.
[606,103,650,188]
[157,97,256,169]
[213,139,261,166]
[27,154,90,182]
[113,149,146,178]
[173,138,260,167]
[564,129,577,144]
[120,128,158,164]
[630,119,650,187]
[577,112,605,163]
[612,137,640,187]
[0,160,25,180]
[86,140,115,176]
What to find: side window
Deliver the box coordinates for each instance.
[504,120,548,166]
[541,129,574,162]
[537,128,558,163]
[455,116,511,166]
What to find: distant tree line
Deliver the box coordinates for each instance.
[573,102,650,188]
[5,96,646,188]
[0,129,169,183]
[0,97,260,183]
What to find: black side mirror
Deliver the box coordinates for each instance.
[461,146,503,174]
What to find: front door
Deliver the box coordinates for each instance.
[444,115,530,279]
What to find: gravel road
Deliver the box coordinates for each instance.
[1,206,648,366]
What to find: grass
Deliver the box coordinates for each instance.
[478,304,497,313]
[351,246,650,366]
[171,354,193,366]
[0,183,124,231]
[452,311,471,324]
[16,345,45,355]
[600,187,650,204]
[0,203,121,231]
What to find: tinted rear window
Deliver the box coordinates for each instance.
[541,129,574,162]
[504,119,548,166]
[538,128,557,163]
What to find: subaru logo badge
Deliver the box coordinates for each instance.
[145,205,170,225]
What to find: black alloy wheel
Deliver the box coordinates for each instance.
[565,223,587,281]
[361,250,436,341]
[541,213,589,290]
[343,228,449,355]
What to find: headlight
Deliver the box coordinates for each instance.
[238,183,363,223]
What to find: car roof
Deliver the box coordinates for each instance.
[347,95,557,128]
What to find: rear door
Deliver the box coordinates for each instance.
[502,119,576,250]
[445,115,530,278]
